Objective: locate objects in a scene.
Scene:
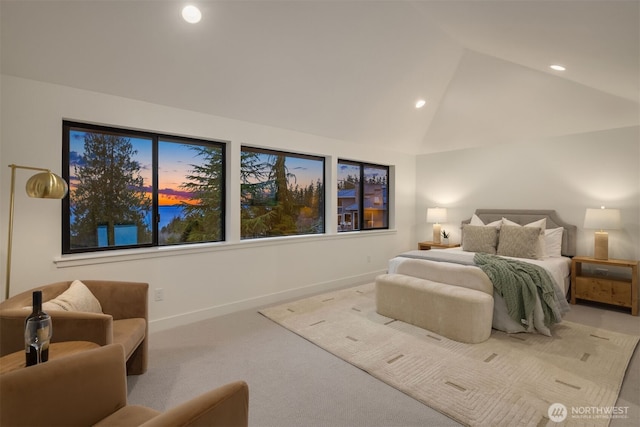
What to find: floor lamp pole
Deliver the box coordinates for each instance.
[5,165,19,300]
[5,164,68,300]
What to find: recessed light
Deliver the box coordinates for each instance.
[415,99,426,109]
[550,64,566,71]
[182,5,202,24]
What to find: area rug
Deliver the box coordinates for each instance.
[259,283,639,427]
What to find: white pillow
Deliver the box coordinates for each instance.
[501,217,546,258]
[502,217,546,230]
[470,214,502,228]
[545,227,564,257]
[42,280,103,313]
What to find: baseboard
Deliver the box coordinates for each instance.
[148,270,384,333]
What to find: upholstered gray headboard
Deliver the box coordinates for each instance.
[462,209,577,257]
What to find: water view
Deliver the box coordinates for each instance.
[158,205,185,229]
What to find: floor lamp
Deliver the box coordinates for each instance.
[5,164,68,300]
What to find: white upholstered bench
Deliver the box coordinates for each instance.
[375,273,494,344]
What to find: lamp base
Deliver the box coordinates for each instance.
[432,224,442,244]
[594,231,609,260]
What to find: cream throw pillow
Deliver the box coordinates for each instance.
[41,280,103,313]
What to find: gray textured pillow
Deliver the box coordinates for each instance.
[497,225,542,259]
[462,224,498,254]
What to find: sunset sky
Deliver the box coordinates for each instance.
[69,130,324,207]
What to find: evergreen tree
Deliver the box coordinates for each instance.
[179,145,224,242]
[268,154,297,235]
[240,150,272,237]
[240,151,300,238]
[71,133,151,248]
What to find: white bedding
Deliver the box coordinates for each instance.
[388,247,572,336]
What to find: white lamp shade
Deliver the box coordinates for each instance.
[426,207,447,224]
[584,208,621,230]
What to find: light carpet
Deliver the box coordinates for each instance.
[259,283,639,427]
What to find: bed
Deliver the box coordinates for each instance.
[384,209,577,337]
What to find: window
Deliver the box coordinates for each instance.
[63,121,225,254]
[240,147,325,239]
[337,160,389,231]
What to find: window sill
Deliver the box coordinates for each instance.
[53,229,397,268]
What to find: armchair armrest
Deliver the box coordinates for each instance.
[0,308,113,356]
[0,344,127,427]
[140,381,249,427]
[0,308,30,356]
[48,310,113,346]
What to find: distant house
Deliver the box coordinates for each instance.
[338,184,387,231]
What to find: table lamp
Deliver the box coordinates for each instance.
[583,206,621,260]
[426,207,447,244]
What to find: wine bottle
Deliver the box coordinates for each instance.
[25,290,49,366]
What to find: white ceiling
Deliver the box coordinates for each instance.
[1,0,638,155]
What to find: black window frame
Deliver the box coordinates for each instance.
[337,159,389,232]
[240,146,326,239]
[62,120,226,254]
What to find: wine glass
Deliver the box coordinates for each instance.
[25,315,52,364]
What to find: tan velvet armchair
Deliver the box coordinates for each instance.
[0,280,148,375]
[0,344,249,427]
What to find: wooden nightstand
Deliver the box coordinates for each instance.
[418,241,460,250]
[571,256,638,316]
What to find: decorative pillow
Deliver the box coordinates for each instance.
[545,227,564,257]
[462,224,498,254]
[42,280,103,313]
[496,225,542,259]
[501,217,546,258]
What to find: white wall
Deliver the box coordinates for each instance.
[4,74,636,331]
[0,75,417,331]
[416,127,640,262]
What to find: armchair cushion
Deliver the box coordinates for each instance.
[113,318,146,360]
[96,405,161,426]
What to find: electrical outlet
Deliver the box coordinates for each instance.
[154,288,164,301]
[367,255,371,263]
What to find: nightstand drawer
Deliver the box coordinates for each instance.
[575,276,632,307]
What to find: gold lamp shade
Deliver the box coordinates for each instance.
[5,165,69,300]
[25,171,68,199]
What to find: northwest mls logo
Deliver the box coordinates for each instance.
[547,403,629,422]
[548,403,567,422]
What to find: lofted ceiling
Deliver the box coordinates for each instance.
[1,0,638,155]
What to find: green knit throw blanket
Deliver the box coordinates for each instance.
[474,253,560,328]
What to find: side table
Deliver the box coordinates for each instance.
[418,241,460,250]
[571,256,638,316]
[0,341,100,374]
